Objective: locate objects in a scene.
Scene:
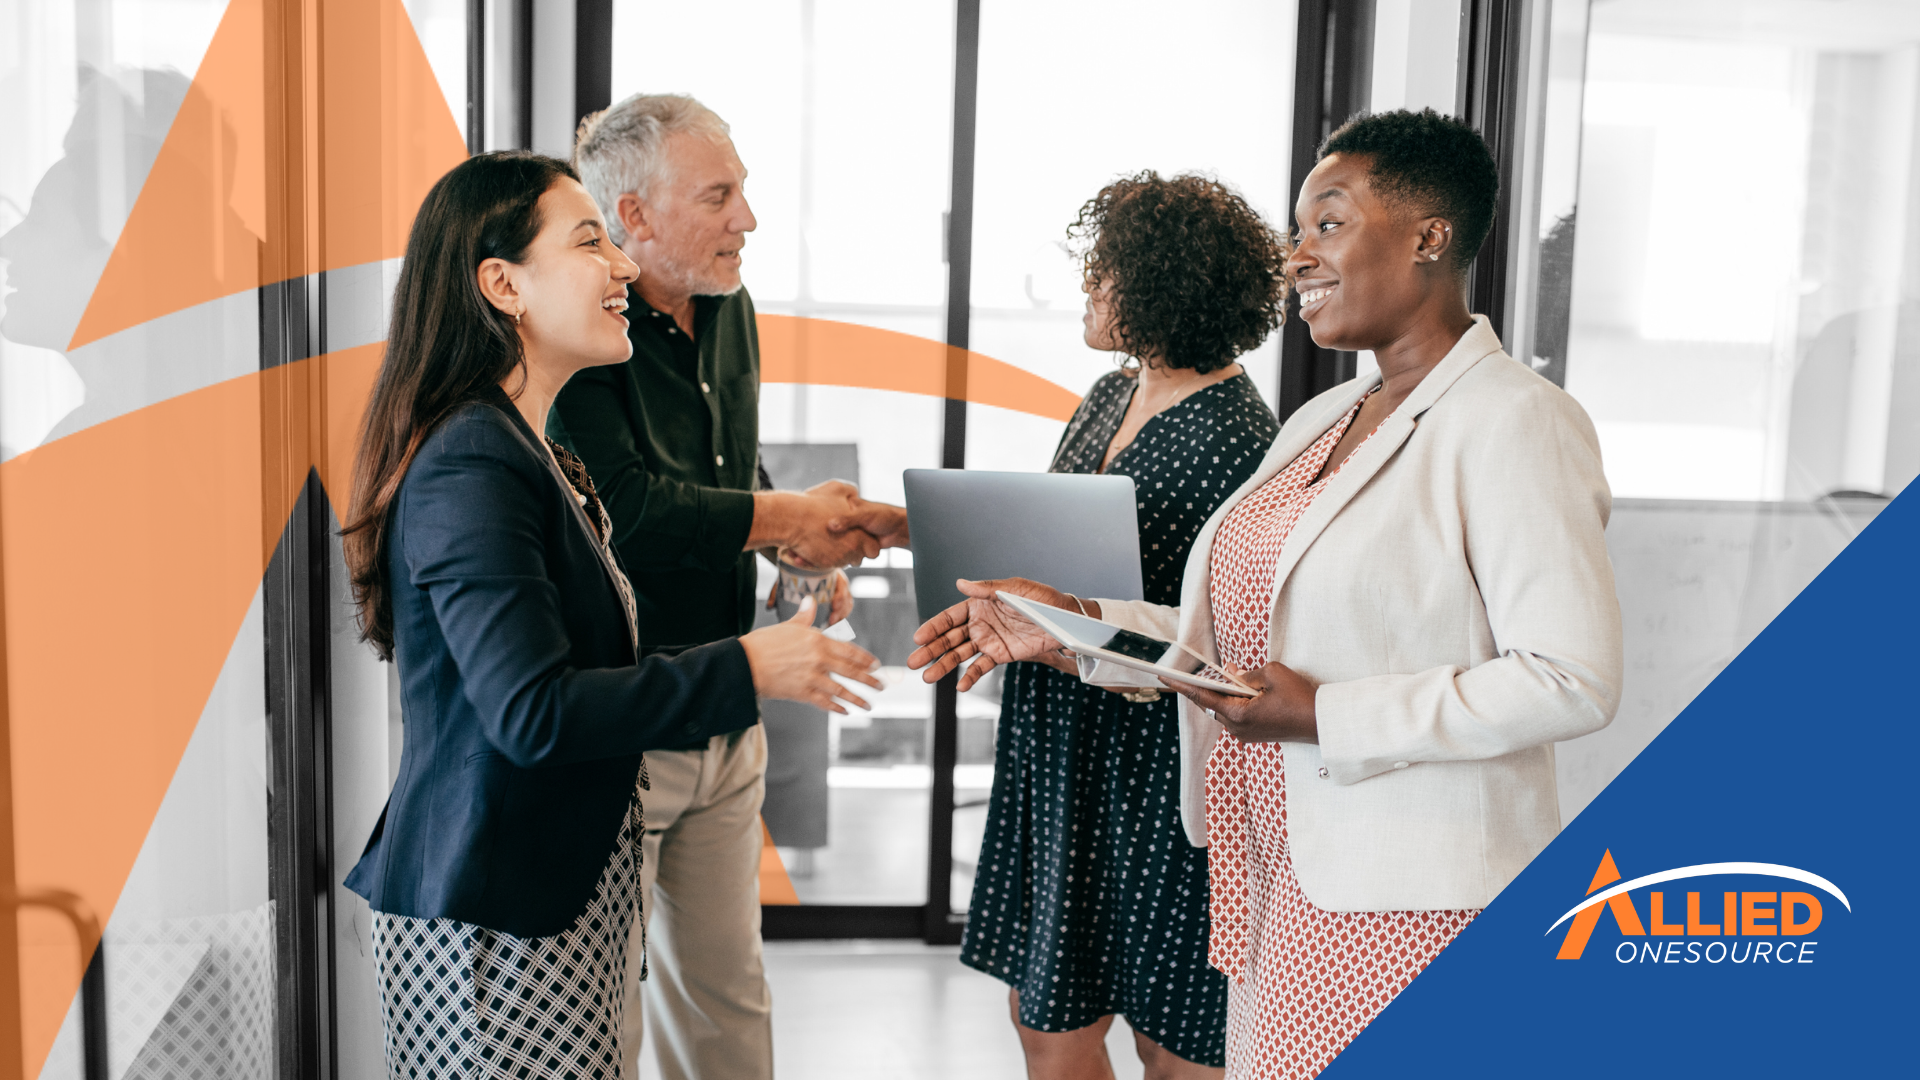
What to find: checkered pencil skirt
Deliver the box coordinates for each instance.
[370,782,645,1080]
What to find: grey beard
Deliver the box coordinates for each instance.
[656,249,744,298]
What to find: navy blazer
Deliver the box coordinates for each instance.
[344,391,757,937]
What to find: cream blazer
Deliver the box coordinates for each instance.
[1092,317,1622,912]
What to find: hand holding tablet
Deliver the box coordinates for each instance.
[993,592,1258,698]
[906,577,1260,700]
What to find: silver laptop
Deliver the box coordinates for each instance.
[903,469,1144,623]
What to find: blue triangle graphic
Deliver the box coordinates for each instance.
[1322,485,1917,1077]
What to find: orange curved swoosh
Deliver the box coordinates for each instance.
[756,314,1082,422]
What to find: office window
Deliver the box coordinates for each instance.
[610,0,958,906]
[964,0,1297,478]
[1512,0,1913,821]
[1555,0,1920,502]
[952,0,1298,910]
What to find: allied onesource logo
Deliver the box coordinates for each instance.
[1547,850,1851,965]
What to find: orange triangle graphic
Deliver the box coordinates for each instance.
[4,341,382,1079]
[67,0,466,350]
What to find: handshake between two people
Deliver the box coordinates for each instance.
[902,577,1322,744]
[752,478,910,571]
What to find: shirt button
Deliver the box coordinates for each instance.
[1317,767,1329,779]
[1392,761,1410,770]
[701,381,711,393]
[666,327,676,334]
[716,454,725,466]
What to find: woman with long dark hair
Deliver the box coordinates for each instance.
[340,151,880,1078]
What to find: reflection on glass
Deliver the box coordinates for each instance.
[1516,0,1593,386]
[610,1,957,906]
[1534,0,1909,822]
[1560,0,1920,502]
[1,61,255,460]
[38,597,274,1080]
[1,4,278,1075]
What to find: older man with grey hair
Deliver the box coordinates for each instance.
[549,94,907,1080]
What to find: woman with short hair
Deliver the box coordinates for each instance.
[958,171,1286,1080]
[340,151,881,1078]
[913,111,1623,1079]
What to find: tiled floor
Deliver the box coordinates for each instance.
[636,941,1148,1080]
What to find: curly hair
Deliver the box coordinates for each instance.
[1319,108,1499,273]
[1067,172,1289,374]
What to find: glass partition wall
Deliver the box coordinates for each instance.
[1502,0,1918,819]
[1,2,275,1076]
[608,0,958,917]
[1,0,467,1075]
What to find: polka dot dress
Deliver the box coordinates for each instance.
[1205,392,1479,1080]
[961,369,1278,1067]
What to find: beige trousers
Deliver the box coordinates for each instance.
[622,725,772,1080]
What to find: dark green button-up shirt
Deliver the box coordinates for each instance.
[548,287,762,649]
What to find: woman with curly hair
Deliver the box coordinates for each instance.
[957,172,1286,1079]
[915,111,1621,1080]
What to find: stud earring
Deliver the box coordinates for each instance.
[1429,254,1439,261]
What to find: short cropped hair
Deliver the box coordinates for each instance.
[573,94,731,245]
[1320,108,1498,273]
[1068,172,1289,374]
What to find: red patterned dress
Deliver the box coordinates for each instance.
[1204,393,1479,1079]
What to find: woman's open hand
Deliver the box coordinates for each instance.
[1164,661,1320,743]
[907,578,1073,690]
[740,598,884,714]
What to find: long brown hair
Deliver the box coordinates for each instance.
[342,151,580,660]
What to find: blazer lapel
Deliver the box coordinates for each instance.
[491,395,640,650]
[1261,316,1506,617]
[1172,377,1381,661]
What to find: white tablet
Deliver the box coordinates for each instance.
[995,592,1258,698]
